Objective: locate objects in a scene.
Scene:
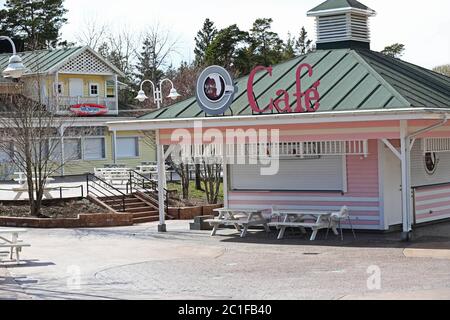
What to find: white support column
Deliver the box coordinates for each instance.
[222,142,229,208]
[400,120,413,239]
[112,130,118,164]
[59,126,65,176]
[156,129,167,232]
[114,75,119,114]
[55,72,59,112]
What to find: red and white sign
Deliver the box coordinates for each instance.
[247,63,321,114]
[70,104,108,116]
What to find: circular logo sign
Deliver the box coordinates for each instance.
[425,152,439,175]
[196,66,236,115]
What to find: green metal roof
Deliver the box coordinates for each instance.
[308,0,372,13]
[139,48,450,121]
[0,46,125,76]
[0,47,83,74]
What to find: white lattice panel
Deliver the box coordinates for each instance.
[60,50,114,74]
[175,140,368,163]
[423,138,450,153]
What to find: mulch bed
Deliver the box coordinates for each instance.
[0,199,108,219]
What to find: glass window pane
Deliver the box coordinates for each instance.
[64,138,81,161]
[84,138,105,160]
[117,137,139,158]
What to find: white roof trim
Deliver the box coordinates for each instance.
[106,108,450,131]
[307,7,376,17]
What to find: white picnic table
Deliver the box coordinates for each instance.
[269,209,339,241]
[0,228,30,264]
[13,173,55,200]
[206,208,270,238]
[94,168,131,185]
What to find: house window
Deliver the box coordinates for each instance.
[89,83,99,96]
[106,80,115,98]
[84,137,106,160]
[117,137,139,158]
[64,138,82,161]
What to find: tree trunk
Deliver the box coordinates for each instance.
[195,164,203,191]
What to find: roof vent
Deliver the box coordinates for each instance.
[307,0,376,50]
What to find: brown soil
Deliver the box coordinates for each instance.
[0,199,108,218]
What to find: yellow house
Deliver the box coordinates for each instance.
[0,46,156,178]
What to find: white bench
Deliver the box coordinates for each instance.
[95,168,131,185]
[12,187,54,200]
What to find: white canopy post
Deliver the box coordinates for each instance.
[223,142,228,208]
[400,120,413,240]
[156,129,167,232]
[112,130,117,164]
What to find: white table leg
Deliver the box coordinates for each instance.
[240,225,249,238]
[310,229,319,241]
[278,226,287,240]
[13,192,22,201]
[10,233,18,260]
[211,225,219,236]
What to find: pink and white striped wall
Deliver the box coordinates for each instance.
[228,140,382,230]
[414,183,450,224]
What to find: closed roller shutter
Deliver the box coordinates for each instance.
[231,156,345,191]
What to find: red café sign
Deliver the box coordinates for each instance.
[247,63,320,114]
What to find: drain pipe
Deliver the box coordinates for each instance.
[408,115,448,140]
[400,115,448,241]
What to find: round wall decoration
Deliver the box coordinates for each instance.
[196,66,237,115]
[424,152,439,175]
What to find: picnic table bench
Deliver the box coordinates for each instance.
[95,168,131,185]
[268,209,339,241]
[12,173,55,200]
[0,228,31,264]
[206,208,270,238]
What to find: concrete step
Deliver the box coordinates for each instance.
[132,211,158,219]
[133,216,159,224]
[126,207,156,213]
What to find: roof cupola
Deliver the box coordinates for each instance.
[307,0,376,50]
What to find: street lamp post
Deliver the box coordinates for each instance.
[0,36,27,79]
[135,78,181,109]
[135,78,181,232]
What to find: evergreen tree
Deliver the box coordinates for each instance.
[433,64,450,77]
[295,27,313,55]
[381,43,405,58]
[135,36,165,85]
[204,24,248,74]
[248,18,284,67]
[283,32,296,60]
[194,18,217,66]
[0,0,68,50]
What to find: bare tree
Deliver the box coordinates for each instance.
[0,94,83,216]
[201,163,222,204]
[75,16,107,51]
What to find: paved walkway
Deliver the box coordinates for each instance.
[1,221,450,300]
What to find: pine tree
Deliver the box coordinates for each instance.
[194,18,217,66]
[0,0,68,50]
[248,18,284,67]
[381,43,406,58]
[283,32,296,60]
[295,27,313,55]
[135,36,164,86]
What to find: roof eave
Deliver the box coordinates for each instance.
[107,108,450,131]
[307,7,376,17]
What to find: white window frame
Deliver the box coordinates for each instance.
[83,136,107,161]
[117,136,140,159]
[105,80,116,98]
[89,83,100,97]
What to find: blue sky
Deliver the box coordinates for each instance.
[1,0,449,69]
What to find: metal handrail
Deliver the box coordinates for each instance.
[86,173,127,212]
[128,170,170,214]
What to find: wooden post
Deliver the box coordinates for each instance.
[400,120,413,240]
